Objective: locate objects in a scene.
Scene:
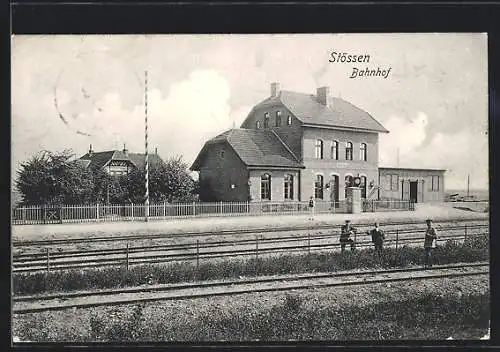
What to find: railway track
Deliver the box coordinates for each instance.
[12,217,488,248]
[12,221,488,273]
[12,224,488,273]
[12,262,489,314]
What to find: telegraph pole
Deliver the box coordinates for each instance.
[144,70,150,222]
[467,174,470,198]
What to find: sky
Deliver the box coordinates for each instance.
[11,33,488,190]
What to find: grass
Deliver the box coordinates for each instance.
[14,288,490,341]
[13,234,488,295]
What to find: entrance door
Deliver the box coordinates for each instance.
[330,175,339,206]
[410,181,418,203]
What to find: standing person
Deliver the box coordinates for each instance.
[424,219,438,268]
[340,220,357,252]
[369,222,385,259]
[308,196,315,220]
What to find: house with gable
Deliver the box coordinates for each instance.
[78,145,165,176]
[191,82,445,203]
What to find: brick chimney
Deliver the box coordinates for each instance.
[155,147,158,155]
[122,143,128,156]
[316,86,330,107]
[88,144,93,155]
[270,82,280,98]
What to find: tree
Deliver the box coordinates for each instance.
[119,155,197,203]
[16,149,95,205]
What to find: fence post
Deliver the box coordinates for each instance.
[255,235,259,274]
[196,239,200,272]
[256,235,259,260]
[464,224,468,242]
[43,204,47,224]
[395,229,399,252]
[126,243,129,271]
[308,233,311,255]
[193,202,196,216]
[163,201,166,218]
[220,201,223,215]
[131,204,135,220]
[46,248,50,272]
[96,204,100,220]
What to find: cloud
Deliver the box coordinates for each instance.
[379,113,488,189]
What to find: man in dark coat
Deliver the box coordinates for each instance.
[424,219,438,268]
[369,222,385,258]
[340,219,356,252]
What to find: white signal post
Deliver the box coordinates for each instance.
[144,70,150,222]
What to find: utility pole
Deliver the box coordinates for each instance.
[144,70,150,222]
[467,174,470,198]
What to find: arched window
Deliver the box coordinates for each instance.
[345,175,353,198]
[345,142,353,160]
[287,115,292,125]
[315,139,324,159]
[284,174,294,200]
[360,143,367,161]
[264,113,270,128]
[315,174,324,199]
[360,176,367,198]
[275,111,282,127]
[330,141,338,160]
[261,174,271,200]
[256,120,261,129]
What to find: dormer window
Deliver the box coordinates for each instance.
[275,111,282,127]
[264,113,270,128]
[256,121,261,129]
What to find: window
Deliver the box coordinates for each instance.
[360,143,367,161]
[360,176,367,198]
[344,175,353,198]
[284,174,294,200]
[256,121,261,129]
[264,113,270,128]
[345,142,353,160]
[315,174,324,199]
[390,174,399,191]
[315,139,324,159]
[431,176,440,191]
[261,174,271,200]
[275,111,282,127]
[330,141,338,160]
[287,115,292,125]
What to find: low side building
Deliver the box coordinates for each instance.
[378,167,446,203]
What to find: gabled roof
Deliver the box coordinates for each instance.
[128,153,166,170]
[79,150,165,170]
[252,90,388,133]
[191,128,304,171]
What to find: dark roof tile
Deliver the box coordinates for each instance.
[191,129,303,170]
[254,90,388,133]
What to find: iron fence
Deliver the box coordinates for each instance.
[11,199,414,225]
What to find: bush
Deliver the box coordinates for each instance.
[13,234,489,295]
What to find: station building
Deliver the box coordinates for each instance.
[191,83,446,203]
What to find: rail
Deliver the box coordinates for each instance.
[12,223,488,273]
[13,262,489,314]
